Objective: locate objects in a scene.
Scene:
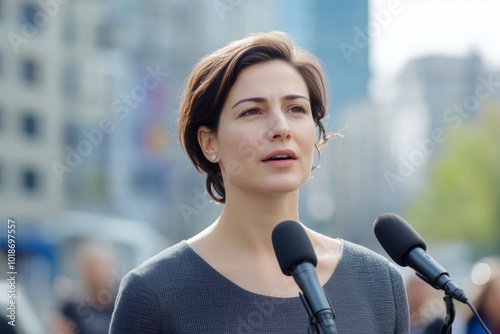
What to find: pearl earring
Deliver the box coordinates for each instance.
[211,154,217,161]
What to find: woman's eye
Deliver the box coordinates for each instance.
[289,105,306,113]
[240,108,260,117]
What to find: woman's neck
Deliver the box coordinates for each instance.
[198,189,300,255]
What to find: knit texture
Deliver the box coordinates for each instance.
[110,240,409,333]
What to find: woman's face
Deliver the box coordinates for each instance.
[202,60,316,198]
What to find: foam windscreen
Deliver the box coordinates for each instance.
[373,213,427,266]
[272,220,318,276]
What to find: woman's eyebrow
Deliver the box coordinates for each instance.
[283,94,309,102]
[232,97,266,110]
[231,94,309,110]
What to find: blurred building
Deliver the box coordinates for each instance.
[397,53,487,137]
[0,1,67,220]
[312,0,370,117]
[386,53,490,195]
[325,52,497,249]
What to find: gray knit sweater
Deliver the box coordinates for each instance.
[110,240,409,333]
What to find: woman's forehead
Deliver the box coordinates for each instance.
[226,61,309,101]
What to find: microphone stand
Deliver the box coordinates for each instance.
[415,272,456,333]
[440,294,456,334]
[299,292,339,334]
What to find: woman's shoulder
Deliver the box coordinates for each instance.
[332,239,408,305]
[123,241,195,285]
[339,239,401,274]
[111,241,200,333]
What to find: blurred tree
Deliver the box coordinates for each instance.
[406,104,500,255]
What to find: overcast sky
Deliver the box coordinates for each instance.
[370,0,500,81]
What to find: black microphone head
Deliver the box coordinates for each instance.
[373,213,427,267]
[272,220,318,276]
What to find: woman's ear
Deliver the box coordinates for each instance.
[198,125,218,161]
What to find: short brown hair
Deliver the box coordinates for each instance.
[178,31,330,203]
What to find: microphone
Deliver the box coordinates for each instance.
[272,220,338,334]
[373,213,468,303]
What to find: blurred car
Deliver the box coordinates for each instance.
[0,210,171,333]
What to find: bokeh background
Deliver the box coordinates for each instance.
[0,0,499,333]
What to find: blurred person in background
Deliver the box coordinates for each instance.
[405,273,447,334]
[110,31,409,333]
[467,257,500,334]
[54,239,118,334]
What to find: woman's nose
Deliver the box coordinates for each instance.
[267,111,291,141]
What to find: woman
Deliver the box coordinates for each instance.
[110,31,409,333]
